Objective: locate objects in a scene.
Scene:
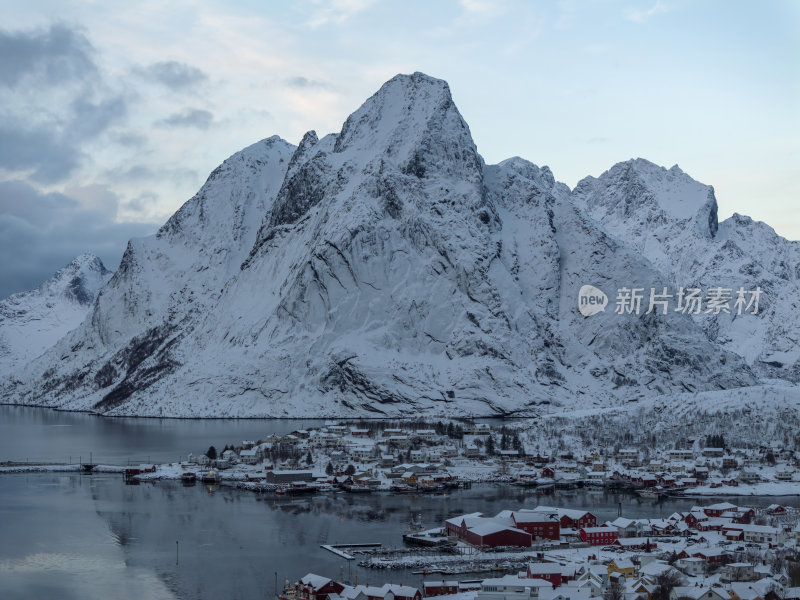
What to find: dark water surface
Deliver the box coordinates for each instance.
[0,404,323,464]
[1,405,798,600]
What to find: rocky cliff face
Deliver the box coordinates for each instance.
[1,73,790,417]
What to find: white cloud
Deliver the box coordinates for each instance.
[306,0,379,28]
[625,1,670,23]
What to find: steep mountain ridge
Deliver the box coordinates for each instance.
[0,73,791,417]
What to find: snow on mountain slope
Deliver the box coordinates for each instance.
[486,157,755,399]
[5,136,297,410]
[0,254,111,376]
[1,73,763,418]
[572,159,800,382]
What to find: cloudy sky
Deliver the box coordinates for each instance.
[1,0,798,298]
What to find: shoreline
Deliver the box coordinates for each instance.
[1,463,797,498]
[0,402,516,422]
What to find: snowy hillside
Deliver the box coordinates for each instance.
[573,159,800,382]
[0,254,111,376]
[0,73,795,418]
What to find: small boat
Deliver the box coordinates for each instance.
[285,482,318,495]
[639,488,658,498]
[200,469,220,484]
[342,483,372,493]
[181,472,196,485]
[390,483,414,493]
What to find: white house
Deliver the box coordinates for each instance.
[738,524,784,544]
[239,448,259,465]
[478,575,553,600]
[667,449,694,461]
[675,557,705,577]
[721,563,755,582]
[351,445,376,461]
[608,517,639,538]
[410,449,426,462]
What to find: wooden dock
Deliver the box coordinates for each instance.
[320,542,382,560]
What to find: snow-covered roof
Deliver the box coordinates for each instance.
[444,512,483,527]
[469,521,528,537]
[482,575,553,589]
[301,573,332,589]
[528,563,564,574]
[610,558,634,569]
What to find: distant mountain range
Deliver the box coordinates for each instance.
[1,73,797,417]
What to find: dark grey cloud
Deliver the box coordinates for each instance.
[284,76,331,89]
[134,60,208,90]
[0,179,78,225]
[0,180,158,299]
[108,164,198,186]
[0,23,96,88]
[68,95,128,139]
[114,132,147,147]
[0,120,84,183]
[0,92,129,183]
[0,24,129,182]
[156,108,213,130]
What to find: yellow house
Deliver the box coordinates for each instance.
[627,580,654,600]
[727,584,765,600]
[401,471,419,485]
[607,558,636,578]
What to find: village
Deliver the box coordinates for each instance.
[1,416,798,600]
[116,420,800,600]
[93,419,800,600]
[128,420,799,499]
[283,498,800,600]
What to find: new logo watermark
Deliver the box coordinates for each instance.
[577,285,762,317]
[577,285,608,317]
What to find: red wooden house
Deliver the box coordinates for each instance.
[525,563,564,588]
[579,527,618,545]
[463,521,531,547]
[423,581,459,597]
[558,509,597,529]
[512,512,561,541]
[299,574,345,600]
[702,502,738,517]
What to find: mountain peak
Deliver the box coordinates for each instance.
[253,72,483,243]
[44,253,111,305]
[67,253,108,271]
[575,157,718,239]
[332,72,479,176]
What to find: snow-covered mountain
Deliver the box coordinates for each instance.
[572,158,800,382]
[0,254,111,375]
[0,73,792,417]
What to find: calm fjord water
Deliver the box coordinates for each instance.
[1,405,796,600]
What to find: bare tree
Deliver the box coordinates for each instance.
[604,578,623,600]
[653,570,683,600]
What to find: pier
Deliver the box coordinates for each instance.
[321,543,381,560]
